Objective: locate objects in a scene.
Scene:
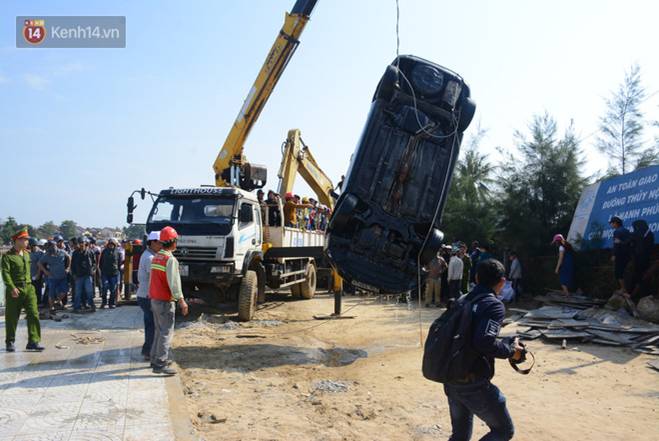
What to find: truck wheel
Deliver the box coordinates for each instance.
[238,270,258,322]
[253,263,267,303]
[290,284,302,297]
[300,264,317,299]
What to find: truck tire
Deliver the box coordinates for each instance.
[238,270,258,322]
[253,263,267,304]
[290,284,302,297]
[300,264,317,299]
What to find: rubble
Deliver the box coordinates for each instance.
[510,292,659,355]
[312,380,350,393]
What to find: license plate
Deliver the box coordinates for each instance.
[179,265,189,277]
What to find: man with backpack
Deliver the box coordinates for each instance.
[423,259,524,441]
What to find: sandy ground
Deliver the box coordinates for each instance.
[172,293,659,441]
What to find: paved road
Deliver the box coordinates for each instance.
[0,304,194,441]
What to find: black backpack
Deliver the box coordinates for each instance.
[422,292,489,383]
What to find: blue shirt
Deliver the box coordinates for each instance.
[613,226,631,256]
[40,249,69,279]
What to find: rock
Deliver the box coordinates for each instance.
[312,380,349,393]
[637,295,659,323]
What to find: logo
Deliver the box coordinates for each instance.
[178,248,189,256]
[23,19,46,45]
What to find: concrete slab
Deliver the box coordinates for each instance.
[0,304,195,441]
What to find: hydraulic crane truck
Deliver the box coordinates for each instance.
[126,0,326,321]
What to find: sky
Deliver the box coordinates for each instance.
[1,0,658,228]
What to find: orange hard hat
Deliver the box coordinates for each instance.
[285,192,293,200]
[159,226,179,242]
[133,239,142,245]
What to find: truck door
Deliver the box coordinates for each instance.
[253,205,263,246]
[237,202,258,256]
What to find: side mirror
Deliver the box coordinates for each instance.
[140,188,146,200]
[127,213,134,224]
[127,196,136,224]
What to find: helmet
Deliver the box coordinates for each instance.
[28,238,38,247]
[159,226,178,242]
[133,239,142,245]
[285,192,294,200]
[54,234,64,242]
[609,215,623,225]
[38,239,47,246]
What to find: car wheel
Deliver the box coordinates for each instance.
[238,270,258,322]
[330,194,358,233]
[420,228,445,266]
[457,97,476,132]
[373,65,399,102]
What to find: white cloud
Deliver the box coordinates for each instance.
[23,73,50,90]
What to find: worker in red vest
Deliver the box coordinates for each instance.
[149,226,188,375]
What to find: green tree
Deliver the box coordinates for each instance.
[597,64,656,174]
[498,113,587,257]
[59,220,78,239]
[441,126,498,244]
[0,217,19,244]
[123,224,146,240]
[37,221,59,239]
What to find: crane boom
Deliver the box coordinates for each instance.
[213,0,318,190]
[277,129,335,209]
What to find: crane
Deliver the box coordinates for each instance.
[277,129,335,210]
[213,0,318,191]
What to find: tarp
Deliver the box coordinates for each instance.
[568,165,659,249]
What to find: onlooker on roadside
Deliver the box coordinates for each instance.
[117,240,126,300]
[459,242,471,294]
[71,237,96,313]
[508,251,522,299]
[423,252,447,307]
[99,238,121,308]
[469,241,481,285]
[88,237,102,293]
[28,238,45,306]
[283,193,312,228]
[149,226,189,375]
[552,234,575,296]
[440,245,452,304]
[629,219,655,303]
[442,259,522,441]
[136,231,162,360]
[609,216,631,295]
[38,238,71,316]
[257,189,267,222]
[447,247,465,305]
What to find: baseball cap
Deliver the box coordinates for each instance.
[147,231,160,241]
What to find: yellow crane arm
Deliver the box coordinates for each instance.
[277,129,335,209]
[213,0,318,190]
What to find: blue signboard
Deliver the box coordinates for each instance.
[568,165,659,249]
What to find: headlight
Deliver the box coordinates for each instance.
[210,265,232,274]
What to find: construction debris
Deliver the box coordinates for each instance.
[510,293,659,354]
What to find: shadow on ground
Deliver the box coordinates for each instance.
[174,343,367,372]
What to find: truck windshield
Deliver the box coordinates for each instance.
[148,197,235,225]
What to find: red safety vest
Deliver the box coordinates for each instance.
[149,251,173,301]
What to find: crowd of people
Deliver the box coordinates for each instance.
[422,241,521,308]
[2,225,189,376]
[257,189,333,231]
[552,215,655,305]
[24,234,128,318]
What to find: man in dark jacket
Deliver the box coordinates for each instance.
[99,238,120,308]
[443,258,524,441]
[71,237,97,312]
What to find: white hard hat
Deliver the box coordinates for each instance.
[147,231,160,241]
[38,239,47,246]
